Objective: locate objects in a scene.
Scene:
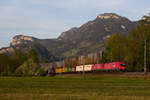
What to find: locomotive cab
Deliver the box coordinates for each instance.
[119,62,126,71]
[120,63,126,67]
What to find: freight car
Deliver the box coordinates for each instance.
[55,62,126,74]
[76,65,93,72]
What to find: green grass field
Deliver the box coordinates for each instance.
[0,75,150,100]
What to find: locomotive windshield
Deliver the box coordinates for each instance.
[120,63,126,67]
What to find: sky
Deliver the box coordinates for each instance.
[0,0,150,48]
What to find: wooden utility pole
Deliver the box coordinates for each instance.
[144,39,147,77]
[111,51,112,62]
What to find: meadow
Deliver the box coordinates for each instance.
[0,74,150,100]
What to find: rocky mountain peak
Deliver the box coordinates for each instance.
[97,13,121,20]
[10,35,38,47]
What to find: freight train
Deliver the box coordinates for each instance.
[54,62,126,74]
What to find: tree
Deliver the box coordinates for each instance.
[126,29,144,71]
[0,54,10,75]
[15,58,41,76]
[140,15,150,75]
[105,34,127,62]
[28,49,39,63]
[121,15,150,72]
[0,54,21,76]
[13,50,28,64]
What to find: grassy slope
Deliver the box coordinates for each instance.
[0,76,150,100]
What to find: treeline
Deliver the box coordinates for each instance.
[102,15,150,72]
[0,49,47,76]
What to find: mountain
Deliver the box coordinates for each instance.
[0,35,37,55]
[0,13,138,60]
[39,13,138,57]
[0,35,59,61]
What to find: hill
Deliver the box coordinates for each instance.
[0,13,138,60]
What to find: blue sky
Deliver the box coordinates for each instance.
[0,0,150,48]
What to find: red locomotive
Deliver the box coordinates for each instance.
[92,62,126,71]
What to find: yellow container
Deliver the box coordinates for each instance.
[56,68,63,73]
[62,67,66,73]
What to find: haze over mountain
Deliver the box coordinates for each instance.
[0,13,138,60]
